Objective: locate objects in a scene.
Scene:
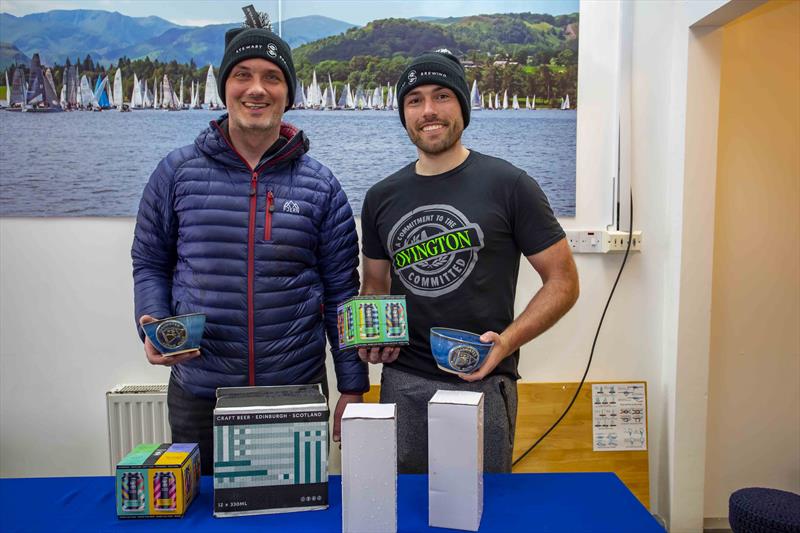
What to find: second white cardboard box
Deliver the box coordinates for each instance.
[341,403,397,533]
[428,390,484,531]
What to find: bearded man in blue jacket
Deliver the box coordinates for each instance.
[131,25,367,474]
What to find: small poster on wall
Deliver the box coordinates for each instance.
[592,383,647,452]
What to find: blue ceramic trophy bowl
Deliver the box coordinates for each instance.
[430,327,494,374]
[142,313,206,356]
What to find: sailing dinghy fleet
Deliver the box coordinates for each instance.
[2,58,224,112]
[2,57,573,113]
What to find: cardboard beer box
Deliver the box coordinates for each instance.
[337,295,409,349]
[341,403,397,533]
[213,384,329,517]
[428,390,484,532]
[115,442,201,519]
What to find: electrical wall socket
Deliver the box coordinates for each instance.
[565,229,643,254]
[603,230,642,253]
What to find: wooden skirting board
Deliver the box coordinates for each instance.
[363,381,650,508]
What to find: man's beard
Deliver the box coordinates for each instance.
[407,120,463,155]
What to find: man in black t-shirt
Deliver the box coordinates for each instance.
[360,50,579,473]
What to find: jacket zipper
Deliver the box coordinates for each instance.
[247,170,258,386]
[265,190,274,241]
[211,121,298,388]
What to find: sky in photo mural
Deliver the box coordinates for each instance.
[0,0,578,216]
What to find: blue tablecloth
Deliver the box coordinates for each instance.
[0,472,665,532]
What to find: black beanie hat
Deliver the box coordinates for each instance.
[217,27,296,111]
[396,50,471,129]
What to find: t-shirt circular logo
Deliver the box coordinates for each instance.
[448,344,480,372]
[267,43,277,57]
[408,70,417,84]
[387,204,484,297]
[156,320,188,350]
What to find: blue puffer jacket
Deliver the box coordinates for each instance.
[132,117,367,399]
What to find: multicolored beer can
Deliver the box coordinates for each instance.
[121,472,145,511]
[154,472,177,511]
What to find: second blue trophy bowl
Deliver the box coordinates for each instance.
[430,327,494,374]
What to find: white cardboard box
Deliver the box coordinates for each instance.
[341,403,397,533]
[428,390,484,531]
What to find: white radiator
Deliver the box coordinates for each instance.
[106,384,170,473]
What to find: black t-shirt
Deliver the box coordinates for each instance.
[361,150,565,382]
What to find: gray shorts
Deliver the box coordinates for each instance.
[379,365,518,473]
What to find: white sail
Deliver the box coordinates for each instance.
[562,94,571,110]
[203,65,224,109]
[392,84,398,109]
[161,75,171,109]
[293,80,306,109]
[153,78,159,109]
[531,94,536,110]
[142,80,151,108]
[79,75,92,107]
[354,85,367,110]
[370,86,381,110]
[178,77,184,108]
[494,93,500,109]
[470,79,481,110]
[114,69,123,110]
[60,84,66,108]
[346,84,355,109]
[131,73,139,107]
[512,94,519,110]
[502,90,508,109]
[325,75,336,109]
[310,70,321,108]
[204,66,214,105]
[385,83,392,111]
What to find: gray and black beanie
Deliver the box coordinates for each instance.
[217,27,296,110]
[396,50,471,129]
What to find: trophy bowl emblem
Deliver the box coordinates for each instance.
[155,320,188,350]
[142,313,206,356]
[448,344,480,373]
[430,327,493,375]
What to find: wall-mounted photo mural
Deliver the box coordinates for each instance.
[0,0,578,217]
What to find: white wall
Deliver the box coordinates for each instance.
[1,2,761,531]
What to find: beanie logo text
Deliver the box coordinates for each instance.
[235,43,264,54]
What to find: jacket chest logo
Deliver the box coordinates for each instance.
[283,200,300,214]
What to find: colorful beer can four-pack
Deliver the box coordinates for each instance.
[337,295,409,349]
[115,443,200,518]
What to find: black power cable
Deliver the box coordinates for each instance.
[512,189,635,467]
